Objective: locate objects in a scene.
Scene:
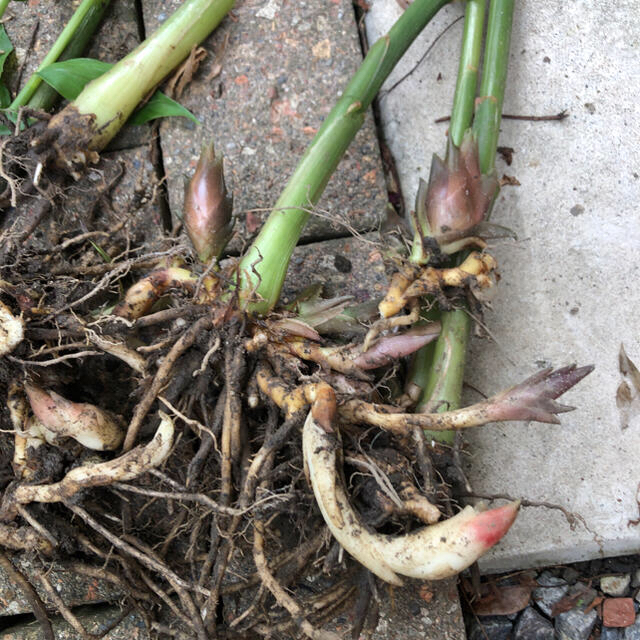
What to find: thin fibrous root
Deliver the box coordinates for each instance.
[253,518,342,640]
[0,413,174,521]
[123,315,212,451]
[303,410,519,585]
[345,451,441,524]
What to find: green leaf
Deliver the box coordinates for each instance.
[0,84,10,109]
[129,91,198,125]
[0,25,14,113]
[89,240,111,263]
[36,58,111,101]
[0,123,11,135]
[0,25,14,76]
[37,57,198,125]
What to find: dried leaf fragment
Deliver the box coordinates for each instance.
[617,344,640,430]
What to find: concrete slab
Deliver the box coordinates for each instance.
[365,0,640,571]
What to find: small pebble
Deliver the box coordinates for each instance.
[513,607,554,639]
[537,571,567,587]
[601,627,624,640]
[624,618,640,640]
[631,569,640,589]
[468,616,513,640]
[602,575,632,597]
[603,598,636,628]
[555,607,597,640]
[563,568,581,584]
[533,584,569,617]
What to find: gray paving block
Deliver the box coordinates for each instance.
[366,0,640,571]
[372,580,465,640]
[142,0,387,247]
[0,556,121,617]
[3,1,148,149]
[281,233,388,304]
[0,606,148,640]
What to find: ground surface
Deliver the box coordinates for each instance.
[1,0,638,638]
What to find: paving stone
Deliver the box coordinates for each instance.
[603,598,636,628]
[365,0,640,571]
[513,606,554,640]
[3,1,149,149]
[0,605,148,639]
[0,556,121,617]
[366,580,465,640]
[468,615,513,640]
[142,0,387,247]
[602,575,632,597]
[281,234,387,305]
[555,607,598,640]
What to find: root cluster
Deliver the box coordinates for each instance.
[0,203,472,637]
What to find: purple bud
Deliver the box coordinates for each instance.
[486,364,594,424]
[184,142,234,262]
[419,131,499,244]
[352,323,441,370]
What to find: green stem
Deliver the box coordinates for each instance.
[0,0,10,21]
[237,0,449,314]
[26,1,110,112]
[416,0,514,444]
[53,0,234,150]
[449,0,485,147]
[9,0,110,111]
[473,0,514,173]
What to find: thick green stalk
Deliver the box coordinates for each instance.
[416,0,514,443]
[473,0,514,173]
[26,1,110,112]
[9,0,110,110]
[237,0,449,314]
[449,0,485,146]
[412,0,486,444]
[0,0,10,21]
[52,0,233,150]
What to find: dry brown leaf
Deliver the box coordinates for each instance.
[472,584,532,616]
[617,344,640,430]
[206,31,230,81]
[550,582,595,618]
[165,45,207,99]
[500,174,520,187]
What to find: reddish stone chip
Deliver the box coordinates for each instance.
[602,598,636,628]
